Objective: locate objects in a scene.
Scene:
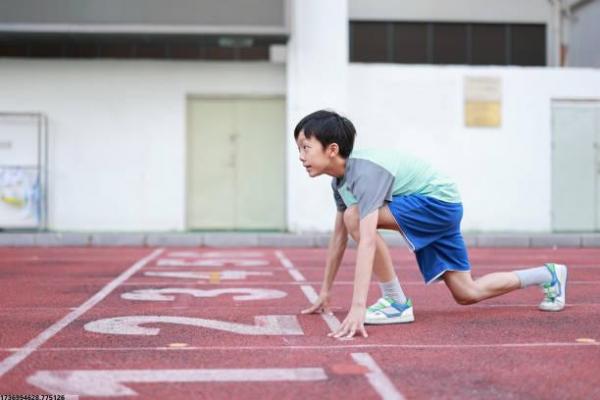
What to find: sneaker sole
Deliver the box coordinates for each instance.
[539,264,567,312]
[539,301,565,312]
[364,314,415,325]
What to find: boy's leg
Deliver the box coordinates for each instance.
[442,270,521,305]
[443,264,567,311]
[343,205,395,282]
[343,206,414,324]
[342,206,407,304]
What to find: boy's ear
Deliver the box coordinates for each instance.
[327,143,340,157]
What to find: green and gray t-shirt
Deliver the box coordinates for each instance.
[332,148,461,219]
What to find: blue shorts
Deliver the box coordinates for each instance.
[387,195,471,284]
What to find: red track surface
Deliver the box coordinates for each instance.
[0,246,599,399]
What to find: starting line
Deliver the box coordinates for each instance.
[7,341,598,353]
[120,288,287,302]
[143,270,272,280]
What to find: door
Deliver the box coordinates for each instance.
[187,97,285,230]
[551,100,600,231]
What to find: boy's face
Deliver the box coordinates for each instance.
[296,130,336,178]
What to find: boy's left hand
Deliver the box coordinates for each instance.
[329,305,368,339]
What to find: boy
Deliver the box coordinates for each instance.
[295,110,568,340]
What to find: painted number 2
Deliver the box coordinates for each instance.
[84,315,304,336]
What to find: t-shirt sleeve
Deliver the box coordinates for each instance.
[349,159,394,219]
[331,180,347,212]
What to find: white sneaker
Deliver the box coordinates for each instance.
[539,263,568,312]
[364,297,414,325]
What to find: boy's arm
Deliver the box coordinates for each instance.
[301,211,348,314]
[330,209,378,339]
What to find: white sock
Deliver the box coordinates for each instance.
[514,265,553,288]
[378,277,407,304]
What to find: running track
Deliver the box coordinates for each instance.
[0,247,599,399]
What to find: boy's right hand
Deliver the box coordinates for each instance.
[301,292,332,315]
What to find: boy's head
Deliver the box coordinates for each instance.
[294,110,356,178]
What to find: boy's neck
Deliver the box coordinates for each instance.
[326,156,347,178]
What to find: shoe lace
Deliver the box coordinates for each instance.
[542,282,558,301]
[368,298,389,312]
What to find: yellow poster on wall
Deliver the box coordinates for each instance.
[464,77,502,127]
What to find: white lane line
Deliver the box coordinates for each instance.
[119,280,600,286]
[470,303,599,308]
[7,341,599,352]
[275,250,340,333]
[276,253,295,270]
[274,250,306,282]
[300,285,341,332]
[352,353,404,400]
[472,265,600,270]
[251,263,600,271]
[0,248,164,378]
[4,302,599,313]
[289,269,307,282]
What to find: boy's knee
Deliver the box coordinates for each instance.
[451,288,481,305]
[444,272,481,305]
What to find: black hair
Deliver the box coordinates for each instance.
[293,110,356,159]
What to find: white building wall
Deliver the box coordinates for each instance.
[286,0,349,232]
[288,64,600,232]
[0,59,285,231]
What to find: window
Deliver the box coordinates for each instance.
[433,23,468,64]
[511,24,546,66]
[351,22,389,62]
[350,21,546,66]
[0,33,280,61]
[393,23,428,63]
[471,24,506,65]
